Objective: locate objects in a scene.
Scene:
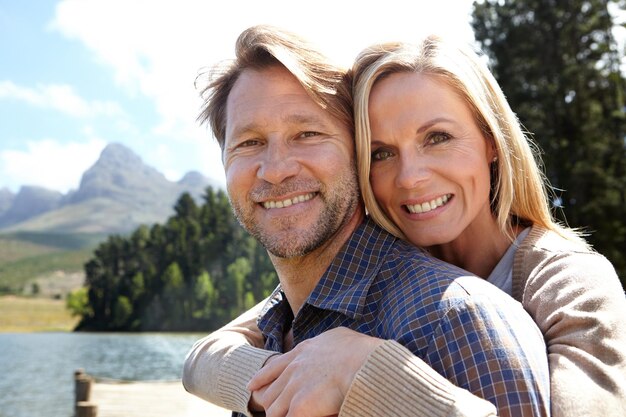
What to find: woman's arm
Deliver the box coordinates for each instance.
[184,307,499,417]
[248,328,499,417]
[517,246,626,417]
[182,298,278,416]
[341,339,498,417]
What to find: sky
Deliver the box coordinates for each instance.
[0,0,479,194]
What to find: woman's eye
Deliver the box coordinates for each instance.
[372,149,394,161]
[428,131,451,145]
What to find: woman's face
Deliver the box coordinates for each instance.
[368,72,495,248]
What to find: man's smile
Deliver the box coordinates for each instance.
[261,192,317,209]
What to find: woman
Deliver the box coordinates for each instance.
[344,35,626,416]
[184,36,626,417]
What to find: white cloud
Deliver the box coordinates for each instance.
[609,3,626,74]
[49,0,474,187]
[0,138,107,193]
[144,135,226,186]
[0,80,123,118]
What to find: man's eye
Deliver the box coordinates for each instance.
[299,131,320,139]
[372,149,394,161]
[238,139,261,148]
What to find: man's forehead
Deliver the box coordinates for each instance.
[225,67,337,136]
[228,67,295,107]
[234,65,300,93]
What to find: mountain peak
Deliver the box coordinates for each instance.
[70,142,169,205]
[0,186,62,227]
[178,171,208,186]
[98,142,143,166]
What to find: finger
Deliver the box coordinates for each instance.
[249,384,268,412]
[262,375,296,417]
[248,350,295,390]
[265,397,290,417]
[256,363,294,413]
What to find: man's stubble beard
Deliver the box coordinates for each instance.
[230,166,360,259]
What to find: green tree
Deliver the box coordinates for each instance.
[112,295,133,328]
[168,193,203,280]
[225,257,252,317]
[472,0,626,282]
[82,234,127,329]
[193,270,218,322]
[130,272,145,301]
[244,291,257,310]
[66,287,91,318]
[200,188,243,270]
[162,261,187,327]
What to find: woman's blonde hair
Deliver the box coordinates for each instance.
[352,35,582,243]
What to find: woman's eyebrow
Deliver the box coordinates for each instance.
[417,117,455,133]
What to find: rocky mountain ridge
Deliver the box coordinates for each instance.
[0,143,220,234]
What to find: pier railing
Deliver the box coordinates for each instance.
[74,369,97,417]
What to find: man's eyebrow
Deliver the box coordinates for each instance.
[229,122,257,139]
[230,113,329,138]
[282,113,329,128]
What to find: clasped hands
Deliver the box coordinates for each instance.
[247,327,384,417]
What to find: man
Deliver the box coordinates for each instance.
[184,25,549,417]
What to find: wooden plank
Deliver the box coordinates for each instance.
[91,379,231,417]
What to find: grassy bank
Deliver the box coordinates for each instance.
[0,234,93,296]
[0,248,91,294]
[0,295,79,332]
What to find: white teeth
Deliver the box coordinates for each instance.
[406,194,451,214]
[262,193,315,209]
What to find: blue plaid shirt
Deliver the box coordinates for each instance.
[252,218,550,416]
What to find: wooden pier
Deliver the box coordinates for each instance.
[74,369,231,417]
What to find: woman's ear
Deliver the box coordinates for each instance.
[486,138,497,164]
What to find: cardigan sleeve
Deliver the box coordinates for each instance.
[340,340,497,417]
[182,299,278,416]
[514,230,626,417]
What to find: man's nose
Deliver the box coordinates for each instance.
[257,141,300,184]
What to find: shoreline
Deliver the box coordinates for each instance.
[0,295,79,332]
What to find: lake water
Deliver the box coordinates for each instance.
[0,332,208,417]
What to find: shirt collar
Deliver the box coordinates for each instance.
[258,217,398,334]
[258,286,291,337]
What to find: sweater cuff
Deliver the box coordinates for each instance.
[217,344,279,416]
[339,340,496,417]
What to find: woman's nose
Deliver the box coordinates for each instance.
[394,154,431,189]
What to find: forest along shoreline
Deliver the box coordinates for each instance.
[0,187,279,334]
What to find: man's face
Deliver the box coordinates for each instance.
[223,65,360,258]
